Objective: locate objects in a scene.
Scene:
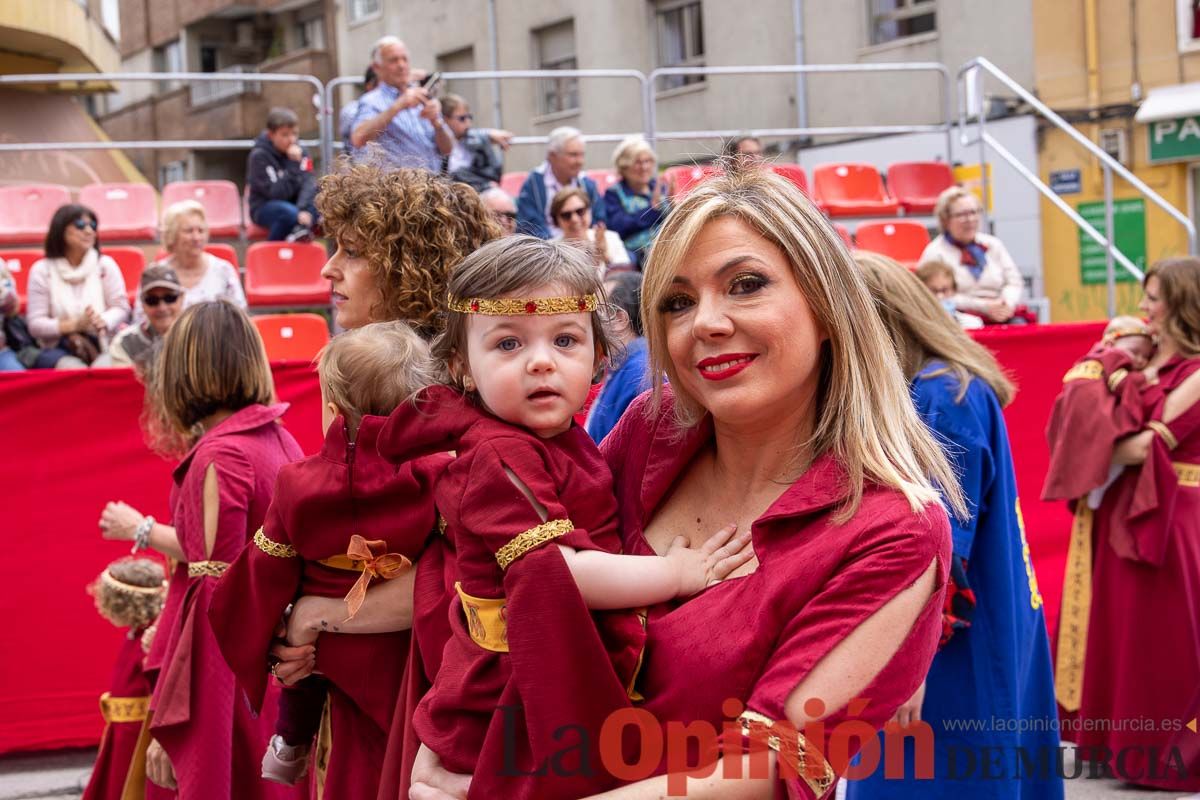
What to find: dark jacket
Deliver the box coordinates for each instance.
[246,132,318,217]
[515,164,605,239]
[446,129,504,192]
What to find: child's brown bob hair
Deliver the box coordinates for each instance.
[431,235,615,389]
[317,321,439,436]
[87,557,167,630]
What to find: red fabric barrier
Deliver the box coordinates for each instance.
[0,364,322,755]
[0,324,1105,754]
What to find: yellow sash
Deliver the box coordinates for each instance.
[456,582,509,653]
[99,692,149,723]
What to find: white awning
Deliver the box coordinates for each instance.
[1135,83,1200,123]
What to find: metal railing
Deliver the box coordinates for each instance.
[189,64,260,106]
[957,56,1198,316]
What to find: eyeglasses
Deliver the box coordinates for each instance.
[557,207,588,221]
[493,210,517,221]
[949,208,980,220]
[143,292,180,307]
[72,218,98,231]
[452,114,473,122]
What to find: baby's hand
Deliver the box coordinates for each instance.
[664,523,754,597]
[664,536,710,597]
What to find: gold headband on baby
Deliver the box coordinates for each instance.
[447,293,598,315]
[1102,325,1151,344]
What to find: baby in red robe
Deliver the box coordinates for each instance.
[209,321,448,792]
[381,236,749,799]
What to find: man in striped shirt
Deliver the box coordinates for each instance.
[350,36,453,171]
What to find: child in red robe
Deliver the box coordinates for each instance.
[380,236,749,799]
[208,322,449,797]
[81,557,166,800]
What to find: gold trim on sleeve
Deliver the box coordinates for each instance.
[456,582,509,652]
[739,710,836,797]
[495,518,574,570]
[253,527,298,558]
[99,692,149,723]
[1148,421,1179,450]
[1107,368,1129,392]
[187,560,230,579]
[1062,360,1104,383]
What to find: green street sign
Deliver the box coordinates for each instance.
[1076,199,1145,285]
[1148,116,1200,163]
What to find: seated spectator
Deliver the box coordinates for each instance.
[350,36,452,171]
[339,66,378,157]
[247,107,320,241]
[480,187,517,235]
[101,266,185,372]
[586,270,649,443]
[604,135,671,269]
[922,186,1030,325]
[0,262,26,371]
[550,187,630,273]
[27,204,130,369]
[517,126,606,238]
[144,200,246,322]
[916,259,983,330]
[725,134,764,162]
[441,94,513,192]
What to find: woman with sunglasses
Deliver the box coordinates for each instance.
[441,94,513,192]
[549,186,632,273]
[26,204,130,368]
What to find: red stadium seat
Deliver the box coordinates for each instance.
[853,221,931,266]
[161,181,242,238]
[832,223,853,249]
[243,186,269,241]
[243,242,329,308]
[0,184,72,246]
[586,169,621,193]
[887,161,955,214]
[79,183,158,241]
[103,247,146,304]
[1,249,42,310]
[253,313,330,362]
[662,164,720,197]
[154,243,240,269]
[499,171,528,197]
[771,164,810,197]
[811,163,900,217]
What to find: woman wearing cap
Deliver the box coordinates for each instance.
[141,200,245,324]
[101,266,185,371]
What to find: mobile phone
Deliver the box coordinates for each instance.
[420,71,443,96]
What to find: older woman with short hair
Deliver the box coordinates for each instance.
[140,200,245,323]
[921,187,1026,324]
[604,135,671,269]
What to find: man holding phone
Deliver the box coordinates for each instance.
[350,36,453,171]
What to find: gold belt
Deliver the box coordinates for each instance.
[1175,461,1200,487]
[456,582,509,653]
[99,692,149,723]
[317,554,367,572]
[187,560,229,578]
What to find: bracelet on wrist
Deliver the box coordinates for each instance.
[132,515,155,554]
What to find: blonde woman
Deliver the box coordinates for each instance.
[409,164,958,799]
[848,252,1061,800]
[138,200,245,323]
[604,134,671,268]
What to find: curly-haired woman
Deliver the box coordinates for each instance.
[316,162,501,335]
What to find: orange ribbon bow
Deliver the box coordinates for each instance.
[342,535,412,620]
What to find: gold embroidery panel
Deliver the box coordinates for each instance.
[187,560,229,579]
[1062,360,1104,383]
[253,527,298,559]
[495,518,574,570]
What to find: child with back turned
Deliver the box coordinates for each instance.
[378,236,751,799]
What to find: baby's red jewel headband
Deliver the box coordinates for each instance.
[447,293,598,315]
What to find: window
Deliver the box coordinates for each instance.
[867,0,936,47]
[159,160,187,188]
[1177,0,1200,51]
[437,47,478,114]
[153,40,183,92]
[297,17,325,50]
[347,0,380,25]
[100,0,120,42]
[656,1,705,91]
[534,20,578,115]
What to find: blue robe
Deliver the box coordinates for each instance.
[846,362,1062,799]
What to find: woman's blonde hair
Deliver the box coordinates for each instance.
[856,251,1016,406]
[641,164,965,521]
[611,135,656,176]
[933,185,977,230]
[147,301,276,456]
[432,235,614,388]
[317,160,502,337]
[1145,257,1200,356]
[318,321,438,436]
[161,200,207,251]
